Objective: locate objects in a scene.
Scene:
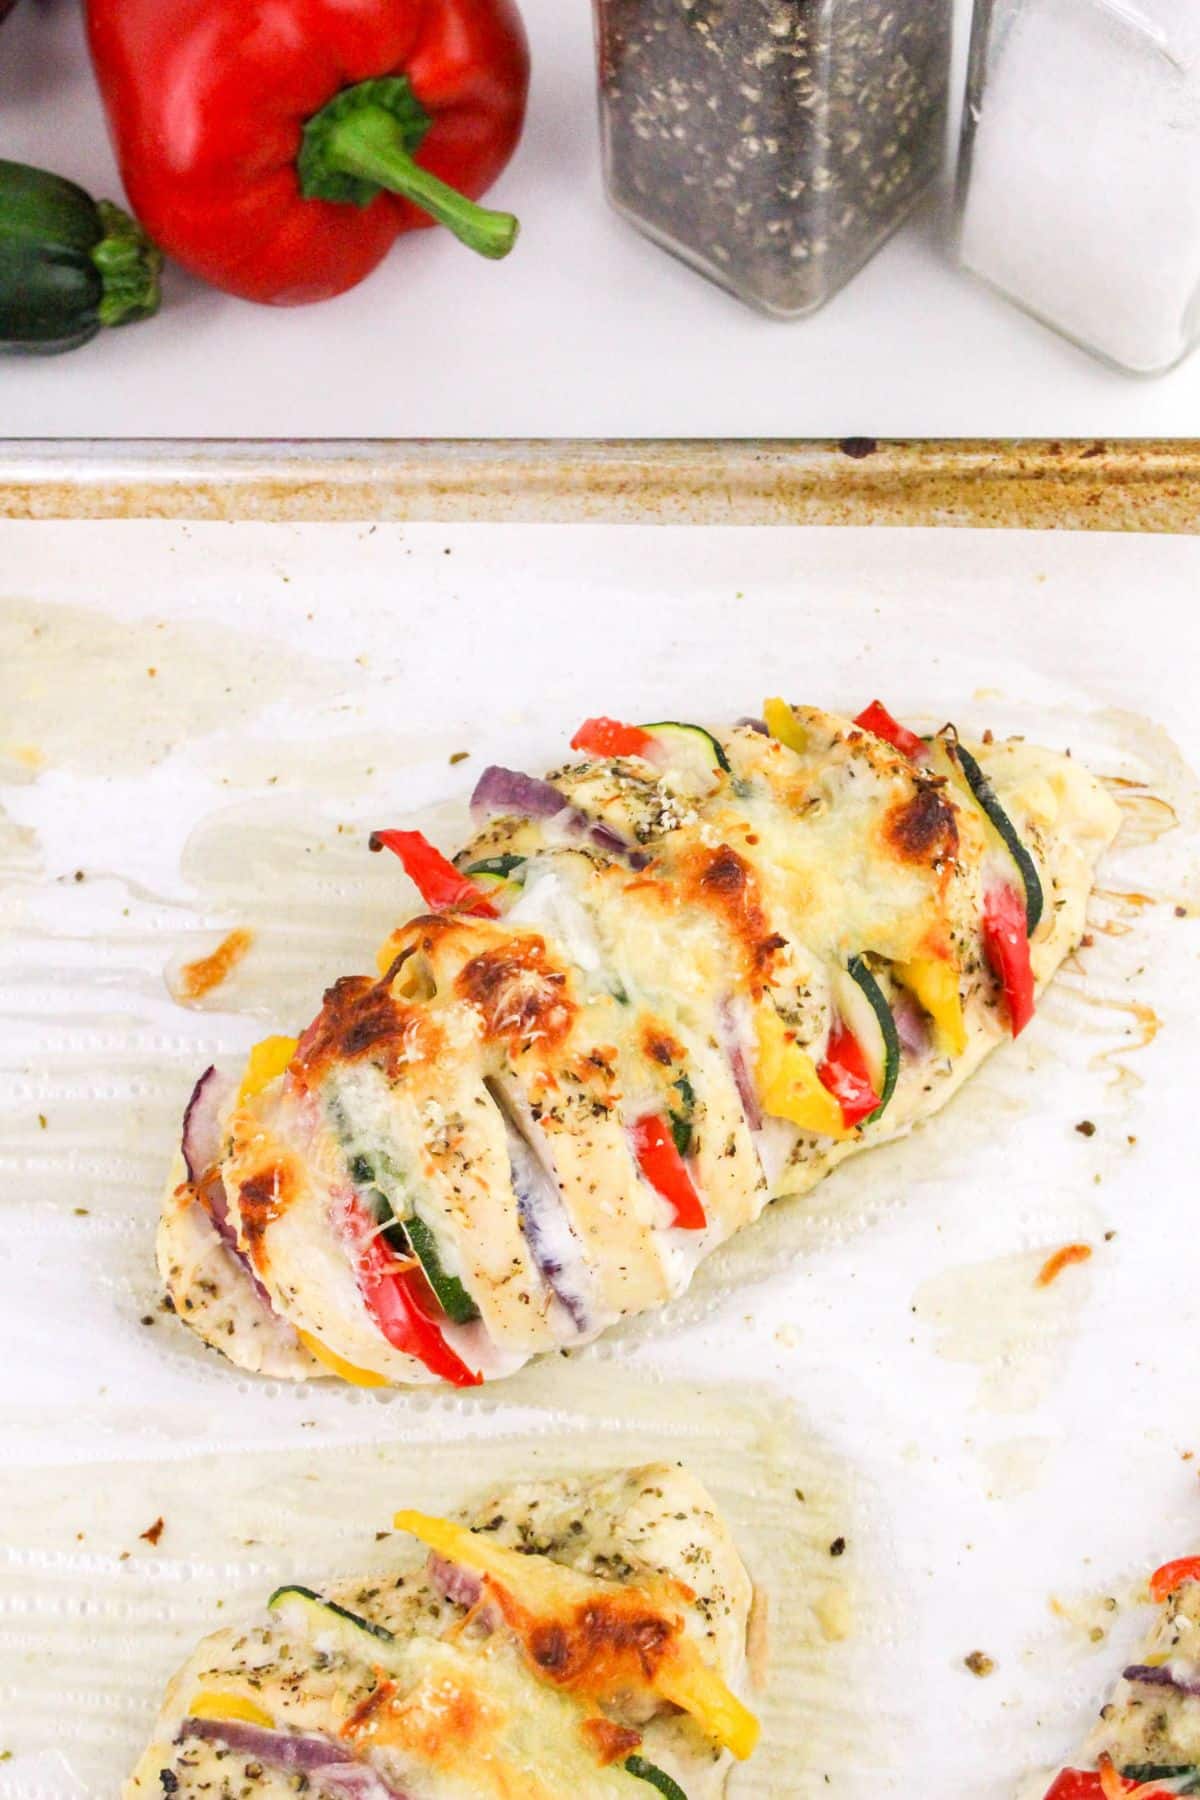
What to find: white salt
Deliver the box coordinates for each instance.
[958,0,1200,373]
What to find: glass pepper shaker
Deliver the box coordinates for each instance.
[957,0,1200,374]
[591,0,955,319]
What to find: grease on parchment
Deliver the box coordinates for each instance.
[0,599,325,781]
[0,805,40,884]
[978,1436,1056,1500]
[1045,1582,1134,1653]
[0,1372,886,1800]
[168,796,459,1025]
[913,1247,1093,1414]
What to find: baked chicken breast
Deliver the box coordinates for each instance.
[126,1463,757,1800]
[1043,1556,1200,1798]
[159,701,1120,1388]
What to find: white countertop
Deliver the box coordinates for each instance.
[1,0,1197,441]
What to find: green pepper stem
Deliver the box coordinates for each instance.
[92,200,162,328]
[320,103,518,260]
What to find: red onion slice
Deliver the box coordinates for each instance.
[471,764,650,871]
[428,1552,486,1613]
[178,1718,408,1798]
[322,1770,410,1800]
[1123,1662,1200,1697]
[181,1066,233,1186]
[718,999,763,1134]
[487,1079,592,1335]
[471,765,568,822]
[891,988,929,1061]
[180,1065,278,1312]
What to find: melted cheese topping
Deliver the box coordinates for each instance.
[124,1463,753,1800]
[160,709,1120,1386]
[1080,1577,1200,1778]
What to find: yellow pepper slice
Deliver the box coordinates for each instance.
[237,1034,299,1104]
[376,933,401,977]
[754,1009,851,1140]
[393,1511,759,1761]
[895,957,967,1057]
[763,696,806,754]
[654,1657,760,1761]
[188,1691,275,1728]
[296,1329,389,1389]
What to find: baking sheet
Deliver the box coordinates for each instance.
[1,518,1199,1796]
[2,440,1198,533]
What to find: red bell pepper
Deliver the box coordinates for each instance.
[983,881,1036,1037]
[1043,1775,1112,1800]
[86,0,530,304]
[817,1021,881,1129]
[370,829,499,918]
[631,1114,706,1230]
[1044,1766,1172,1799]
[853,700,925,761]
[1150,1555,1200,1604]
[353,1212,482,1387]
[1045,1774,1110,1800]
[571,717,657,759]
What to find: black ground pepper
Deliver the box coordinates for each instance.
[593,0,953,316]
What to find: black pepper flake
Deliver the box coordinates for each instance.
[159,1772,180,1794]
[829,1536,846,1557]
[1075,1119,1096,1137]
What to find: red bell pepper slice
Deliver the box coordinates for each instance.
[983,882,1036,1037]
[571,717,657,759]
[370,829,498,918]
[631,1114,706,1230]
[354,1217,482,1388]
[1044,1767,1173,1799]
[853,700,925,761]
[86,0,530,305]
[1044,1775,1109,1800]
[1150,1555,1200,1603]
[817,1021,881,1129]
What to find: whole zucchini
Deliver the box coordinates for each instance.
[0,159,161,354]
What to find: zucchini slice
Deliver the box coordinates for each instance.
[668,1073,696,1158]
[640,722,731,783]
[836,957,901,1122]
[347,1140,481,1326]
[463,855,527,881]
[404,1213,480,1326]
[268,1584,395,1647]
[1119,1772,1200,1795]
[624,1756,689,1799]
[944,736,1045,936]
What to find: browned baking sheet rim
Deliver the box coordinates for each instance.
[0,438,1196,530]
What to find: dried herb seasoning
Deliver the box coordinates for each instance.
[593,0,953,316]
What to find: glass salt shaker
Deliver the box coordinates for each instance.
[591,0,955,319]
[957,0,1200,375]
